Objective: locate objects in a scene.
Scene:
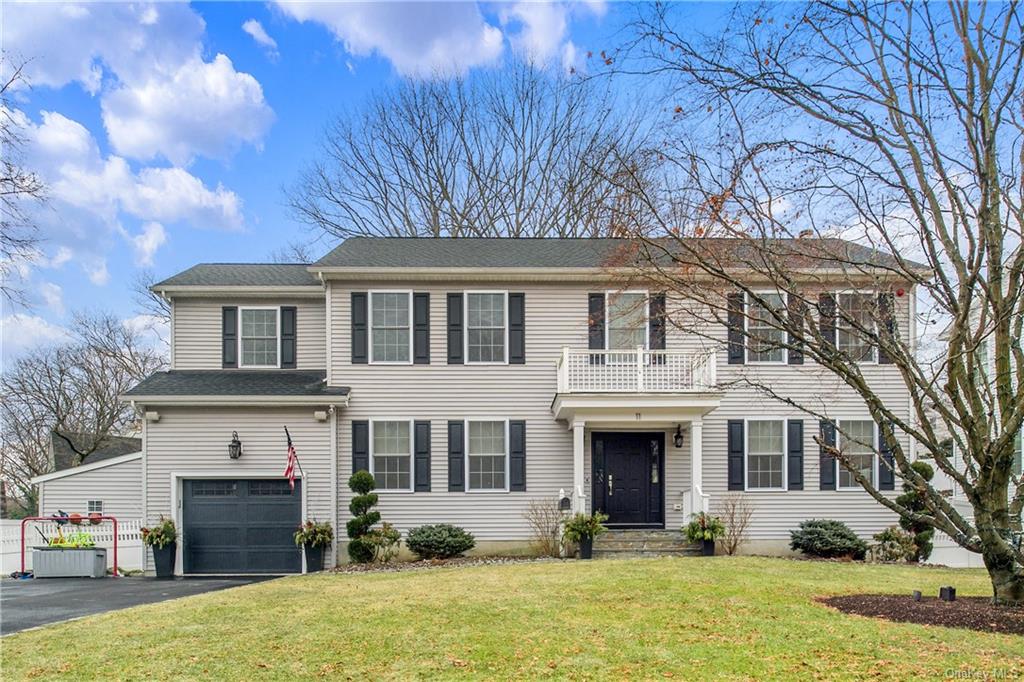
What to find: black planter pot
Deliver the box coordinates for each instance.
[152,542,176,579]
[578,536,594,560]
[304,544,325,572]
[701,539,716,557]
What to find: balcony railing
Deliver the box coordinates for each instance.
[556,347,717,394]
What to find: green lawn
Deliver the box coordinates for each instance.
[3,557,1020,680]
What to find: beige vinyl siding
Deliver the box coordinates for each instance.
[143,407,334,569]
[39,458,143,519]
[171,298,326,370]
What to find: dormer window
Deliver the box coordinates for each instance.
[239,307,279,368]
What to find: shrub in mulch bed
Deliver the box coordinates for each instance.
[332,556,563,574]
[820,594,1024,635]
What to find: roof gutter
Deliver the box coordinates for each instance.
[122,394,351,407]
[150,285,325,298]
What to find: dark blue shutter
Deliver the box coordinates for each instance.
[819,294,837,350]
[878,421,896,490]
[447,294,463,365]
[509,293,525,364]
[649,293,666,350]
[787,295,804,365]
[727,293,745,364]
[413,293,430,364]
[727,420,744,490]
[280,306,297,369]
[222,306,237,368]
[509,420,526,491]
[588,293,605,365]
[352,420,369,474]
[414,420,431,492]
[351,293,368,364]
[447,420,465,491]
[819,420,836,490]
[877,293,895,364]
[787,419,804,490]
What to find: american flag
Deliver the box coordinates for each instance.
[283,427,297,491]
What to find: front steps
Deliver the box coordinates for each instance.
[592,529,703,559]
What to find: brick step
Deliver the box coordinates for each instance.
[592,530,702,558]
[592,547,703,559]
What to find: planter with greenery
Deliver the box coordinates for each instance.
[346,471,381,563]
[563,512,608,559]
[405,524,475,559]
[789,519,868,560]
[142,516,178,579]
[684,512,726,556]
[294,520,333,572]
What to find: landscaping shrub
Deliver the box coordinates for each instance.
[872,525,918,562]
[347,470,380,563]
[789,519,868,559]
[366,522,401,563]
[524,499,566,557]
[405,524,475,559]
[895,460,936,562]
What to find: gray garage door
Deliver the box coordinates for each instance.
[182,479,302,574]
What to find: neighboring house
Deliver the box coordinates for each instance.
[32,434,143,519]
[124,237,923,575]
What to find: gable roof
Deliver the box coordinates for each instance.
[154,263,320,288]
[33,451,142,485]
[124,370,350,405]
[50,432,142,472]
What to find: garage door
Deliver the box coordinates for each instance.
[182,479,302,574]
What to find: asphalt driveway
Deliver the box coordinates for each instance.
[1,576,274,635]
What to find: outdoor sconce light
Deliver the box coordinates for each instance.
[228,431,243,459]
[673,425,685,449]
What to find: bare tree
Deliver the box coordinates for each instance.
[717,494,754,556]
[523,499,566,557]
[266,239,319,264]
[1,54,46,307]
[607,1,1022,602]
[289,59,652,239]
[0,312,167,512]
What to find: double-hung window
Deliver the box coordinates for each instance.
[836,293,876,362]
[838,420,875,489]
[747,292,786,363]
[240,307,279,367]
[370,292,412,363]
[1014,431,1022,477]
[371,420,412,491]
[466,292,507,363]
[607,291,647,350]
[746,420,785,490]
[467,420,508,491]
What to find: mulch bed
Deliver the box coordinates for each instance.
[820,594,1024,635]
[332,556,563,574]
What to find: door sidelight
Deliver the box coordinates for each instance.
[608,473,614,496]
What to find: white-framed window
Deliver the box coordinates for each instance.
[466,419,508,492]
[370,291,412,364]
[370,420,413,491]
[606,290,648,350]
[838,419,876,489]
[1013,431,1022,477]
[746,419,786,490]
[239,307,279,368]
[465,292,508,364]
[747,292,786,363]
[836,292,876,362]
[87,500,103,513]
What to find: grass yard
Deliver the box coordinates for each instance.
[3,557,1021,680]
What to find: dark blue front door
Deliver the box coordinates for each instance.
[591,433,664,527]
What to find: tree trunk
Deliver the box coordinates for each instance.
[974,487,1024,604]
[981,544,1024,605]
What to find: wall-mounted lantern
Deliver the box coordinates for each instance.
[673,425,685,449]
[228,431,243,459]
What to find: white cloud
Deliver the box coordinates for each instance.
[45,247,74,269]
[1,314,70,359]
[276,1,503,77]
[38,282,65,315]
[123,313,170,350]
[84,259,110,286]
[500,1,605,67]
[243,19,279,59]
[131,222,167,267]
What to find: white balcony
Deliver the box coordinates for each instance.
[556,347,717,394]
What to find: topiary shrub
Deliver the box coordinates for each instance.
[405,524,475,559]
[789,519,868,559]
[347,470,380,563]
[895,460,936,562]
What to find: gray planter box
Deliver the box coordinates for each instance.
[32,547,107,578]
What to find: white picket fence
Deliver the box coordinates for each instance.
[1,518,144,574]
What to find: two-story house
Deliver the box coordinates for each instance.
[122,237,919,575]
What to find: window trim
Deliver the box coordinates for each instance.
[836,419,878,491]
[87,500,104,513]
[238,305,281,369]
[604,289,649,351]
[368,418,415,493]
[368,290,414,365]
[464,418,510,493]
[743,418,788,492]
[464,291,509,365]
[745,291,788,365]
[834,290,878,364]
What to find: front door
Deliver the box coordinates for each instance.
[592,432,664,527]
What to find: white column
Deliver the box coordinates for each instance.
[690,420,704,515]
[572,421,586,513]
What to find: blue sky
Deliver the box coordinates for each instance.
[1,1,702,359]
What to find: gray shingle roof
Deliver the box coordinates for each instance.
[313,236,924,270]
[125,370,349,397]
[51,433,142,472]
[154,264,320,288]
